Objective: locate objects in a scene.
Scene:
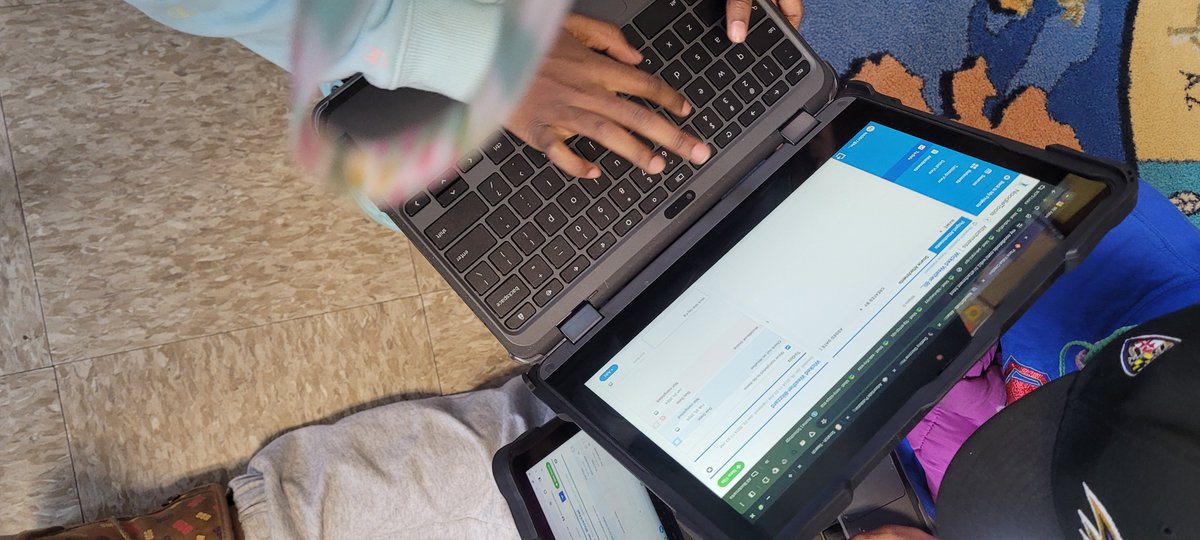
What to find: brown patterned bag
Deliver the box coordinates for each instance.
[6,483,239,540]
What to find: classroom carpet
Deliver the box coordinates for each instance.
[799,0,1200,228]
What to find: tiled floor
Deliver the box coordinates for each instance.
[0,0,510,532]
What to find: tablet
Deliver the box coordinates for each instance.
[528,95,1136,538]
[493,420,687,540]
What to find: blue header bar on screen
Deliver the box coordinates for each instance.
[833,122,1017,216]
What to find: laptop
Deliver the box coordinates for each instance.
[316,0,1136,536]
[316,0,837,364]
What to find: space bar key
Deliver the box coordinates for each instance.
[424,193,487,250]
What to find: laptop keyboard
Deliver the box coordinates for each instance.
[390,0,812,332]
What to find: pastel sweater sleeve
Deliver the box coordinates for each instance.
[123,0,504,101]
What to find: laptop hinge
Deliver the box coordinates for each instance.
[559,302,603,344]
[780,110,819,145]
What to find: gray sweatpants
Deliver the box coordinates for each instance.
[229,377,555,540]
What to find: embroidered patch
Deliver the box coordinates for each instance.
[1077,482,1124,540]
[1003,356,1050,404]
[1120,334,1180,376]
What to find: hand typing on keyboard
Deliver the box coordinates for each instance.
[506,14,713,180]
[725,0,804,42]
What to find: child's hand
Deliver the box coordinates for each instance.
[726,0,804,42]
[506,14,711,179]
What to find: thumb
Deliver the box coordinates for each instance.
[564,14,644,65]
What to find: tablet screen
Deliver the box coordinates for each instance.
[584,121,1081,521]
[525,431,671,539]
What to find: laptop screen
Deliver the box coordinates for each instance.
[584,121,1073,520]
[526,430,671,539]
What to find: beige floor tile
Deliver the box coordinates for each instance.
[422,290,523,395]
[0,1,417,363]
[0,368,82,534]
[56,296,439,521]
[0,98,51,375]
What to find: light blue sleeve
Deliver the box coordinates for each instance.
[124,0,504,102]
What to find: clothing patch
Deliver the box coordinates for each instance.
[1120,334,1180,376]
[1003,356,1049,404]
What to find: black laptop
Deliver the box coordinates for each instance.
[316,0,1136,537]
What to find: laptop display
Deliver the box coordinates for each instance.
[525,430,672,539]
[584,121,1076,520]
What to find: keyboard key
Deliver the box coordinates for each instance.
[484,134,516,164]
[652,29,685,60]
[725,43,755,72]
[565,217,598,249]
[534,203,568,235]
[465,261,499,294]
[520,255,553,288]
[684,77,716,107]
[523,146,549,168]
[637,48,664,74]
[458,151,484,174]
[693,109,723,138]
[587,199,618,229]
[404,192,431,217]
[608,180,639,211]
[714,91,743,120]
[772,40,802,68]
[704,60,737,89]
[512,223,546,255]
[425,193,487,249]
[739,99,768,126]
[556,185,589,216]
[786,59,812,85]
[561,255,591,283]
[599,153,633,178]
[701,27,732,55]
[714,121,743,148]
[573,137,606,162]
[509,186,543,218]
[479,173,511,205]
[681,44,713,74]
[489,242,522,274]
[745,21,783,55]
[763,81,788,106]
[655,148,683,174]
[633,0,685,38]
[429,173,457,197]
[693,0,723,25]
[752,56,783,85]
[640,187,670,213]
[614,210,643,236]
[739,101,767,126]
[672,13,703,41]
[446,225,497,272]
[661,60,693,90]
[621,24,644,49]
[733,73,763,102]
[542,236,574,268]
[587,232,617,260]
[665,166,694,191]
[435,178,468,207]
[504,302,536,330]
[485,205,520,237]
[748,2,766,26]
[531,168,566,198]
[500,154,535,185]
[630,168,660,193]
[534,279,564,307]
[579,175,613,198]
[486,276,530,318]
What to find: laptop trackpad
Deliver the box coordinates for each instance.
[840,457,907,520]
[573,0,630,23]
